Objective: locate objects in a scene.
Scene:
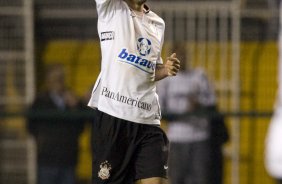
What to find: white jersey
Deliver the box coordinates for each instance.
[88,0,165,125]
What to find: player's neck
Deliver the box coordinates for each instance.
[124,0,144,12]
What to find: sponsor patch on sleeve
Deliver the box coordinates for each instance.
[101,31,115,41]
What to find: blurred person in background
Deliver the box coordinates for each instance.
[265,1,282,184]
[158,43,228,184]
[265,106,282,184]
[26,64,85,184]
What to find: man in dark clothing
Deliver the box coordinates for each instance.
[208,106,229,184]
[27,65,85,184]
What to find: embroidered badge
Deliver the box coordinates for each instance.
[98,160,112,180]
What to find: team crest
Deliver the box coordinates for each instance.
[98,160,112,180]
[137,37,152,56]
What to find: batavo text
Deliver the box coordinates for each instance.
[118,48,156,74]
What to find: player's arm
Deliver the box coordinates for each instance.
[154,53,180,81]
[95,0,116,21]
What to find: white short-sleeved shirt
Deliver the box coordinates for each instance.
[157,69,216,142]
[88,0,165,125]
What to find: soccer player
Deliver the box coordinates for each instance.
[88,0,180,184]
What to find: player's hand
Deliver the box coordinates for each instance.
[165,53,180,76]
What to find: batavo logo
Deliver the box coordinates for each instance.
[117,37,155,74]
[117,48,156,74]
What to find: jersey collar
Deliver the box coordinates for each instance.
[143,4,150,14]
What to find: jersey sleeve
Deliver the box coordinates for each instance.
[157,21,166,64]
[157,31,164,64]
[94,0,117,22]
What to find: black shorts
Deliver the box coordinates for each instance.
[92,110,169,184]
